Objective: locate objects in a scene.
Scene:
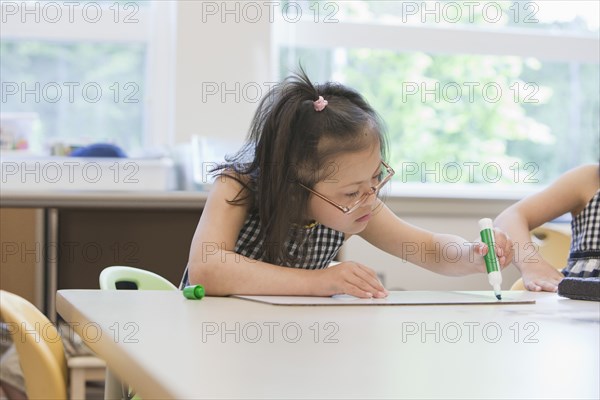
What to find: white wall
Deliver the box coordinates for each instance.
[174,1,274,144]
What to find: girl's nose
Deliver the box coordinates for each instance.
[362,189,378,208]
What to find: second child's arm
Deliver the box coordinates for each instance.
[187,175,385,298]
[494,164,599,292]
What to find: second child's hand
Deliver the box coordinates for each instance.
[520,262,564,292]
[312,261,388,299]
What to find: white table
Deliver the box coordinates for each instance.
[56,290,600,399]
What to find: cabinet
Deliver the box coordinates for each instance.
[1,191,207,318]
[56,208,199,290]
[0,208,44,309]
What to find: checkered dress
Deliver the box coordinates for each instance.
[234,209,344,269]
[562,189,600,278]
[180,209,344,288]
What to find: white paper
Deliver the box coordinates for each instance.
[233,291,536,306]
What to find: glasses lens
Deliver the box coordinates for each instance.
[343,165,393,214]
[346,192,371,214]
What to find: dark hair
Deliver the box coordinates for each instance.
[213,68,388,265]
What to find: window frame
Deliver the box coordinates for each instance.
[272,4,599,189]
[0,0,176,150]
[274,20,599,64]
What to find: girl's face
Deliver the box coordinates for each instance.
[306,145,384,234]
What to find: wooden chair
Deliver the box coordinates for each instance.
[0,290,104,399]
[67,355,106,399]
[0,289,67,399]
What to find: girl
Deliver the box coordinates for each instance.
[495,163,600,292]
[183,70,513,298]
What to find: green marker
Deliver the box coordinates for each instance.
[479,218,502,300]
[183,285,205,300]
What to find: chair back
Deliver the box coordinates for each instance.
[0,290,68,400]
[99,266,177,291]
[531,225,571,269]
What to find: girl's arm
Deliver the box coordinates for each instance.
[358,204,512,275]
[187,175,385,298]
[494,164,599,292]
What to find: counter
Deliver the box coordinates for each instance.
[1,190,209,320]
[0,190,208,209]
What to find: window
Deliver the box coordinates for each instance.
[276,1,599,186]
[0,1,175,155]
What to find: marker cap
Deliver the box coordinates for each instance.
[479,218,493,231]
[183,285,205,300]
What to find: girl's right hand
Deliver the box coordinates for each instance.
[312,261,388,298]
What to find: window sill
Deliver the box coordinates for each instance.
[383,183,541,217]
[386,182,540,201]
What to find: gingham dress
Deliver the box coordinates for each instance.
[180,209,344,287]
[234,209,344,269]
[562,189,600,278]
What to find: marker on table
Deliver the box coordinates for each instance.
[479,218,502,300]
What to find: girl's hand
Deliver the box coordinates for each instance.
[312,261,388,299]
[474,228,514,271]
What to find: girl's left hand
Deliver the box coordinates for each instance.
[474,228,514,270]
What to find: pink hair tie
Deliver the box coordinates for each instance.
[313,95,328,112]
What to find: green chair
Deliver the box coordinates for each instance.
[99,266,177,400]
[99,266,178,291]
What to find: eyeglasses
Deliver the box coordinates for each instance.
[298,161,395,215]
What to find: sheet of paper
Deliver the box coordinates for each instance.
[232,291,536,306]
